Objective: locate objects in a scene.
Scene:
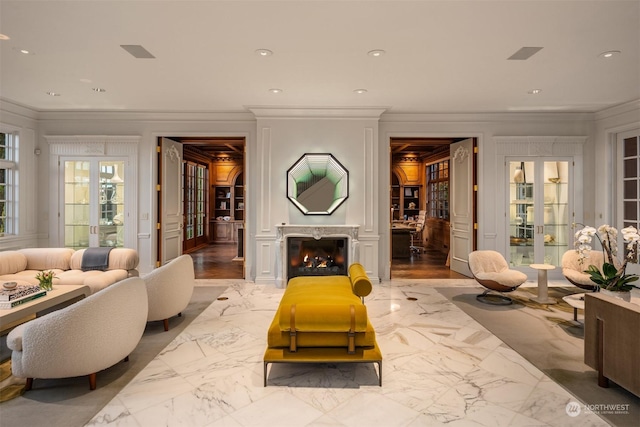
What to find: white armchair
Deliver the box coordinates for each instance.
[468,250,528,305]
[144,254,195,331]
[561,250,609,292]
[6,277,148,391]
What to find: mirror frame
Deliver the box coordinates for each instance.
[286,153,349,215]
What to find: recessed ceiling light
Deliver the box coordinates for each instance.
[528,89,542,95]
[92,88,106,93]
[368,49,385,57]
[0,34,10,40]
[269,88,283,94]
[256,49,273,57]
[13,47,34,55]
[46,91,61,97]
[354,89,368,94]
[599,50,621,58]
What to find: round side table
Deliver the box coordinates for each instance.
[530,264,557,304]
[562,293,586,321]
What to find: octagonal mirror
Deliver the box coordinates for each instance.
[287,153,349,215]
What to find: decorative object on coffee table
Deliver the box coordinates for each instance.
[35,270,56,291]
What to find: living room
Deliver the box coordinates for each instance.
[1,1,639,426]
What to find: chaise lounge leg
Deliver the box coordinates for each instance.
[264,362,269,387]
[25,378,33,391]
[89,373,97,390]
[163,318,169,331]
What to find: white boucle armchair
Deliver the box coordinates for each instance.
[6,277,148,391]
[468,250,528,305]
[144,254,195,331]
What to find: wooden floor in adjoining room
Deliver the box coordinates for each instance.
[189,243,469,280]
[188,243,244,279]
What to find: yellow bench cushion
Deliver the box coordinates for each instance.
[267,314,377,348]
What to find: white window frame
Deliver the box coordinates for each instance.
[617,128,640,275]
[0,129,18,238]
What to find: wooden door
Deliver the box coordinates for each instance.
[158,137,183,265]
[449,138,475,276]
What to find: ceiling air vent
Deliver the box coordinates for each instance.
[508,47,543,60]
[120,45,156,59]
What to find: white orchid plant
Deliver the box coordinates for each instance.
[574,224,640,292]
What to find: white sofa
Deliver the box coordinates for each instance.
[6,277,148,390]
[0,248,139,294]
[144,254,195,331]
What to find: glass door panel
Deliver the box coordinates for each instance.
[508,159,571,268]
[509,161,534,266]
[98,160,125,247]
[63,159,126,249]
[64,161,91,248]
[543,161,569,266]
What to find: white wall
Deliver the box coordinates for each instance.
[251,108,382,284]
[2,98,639,283]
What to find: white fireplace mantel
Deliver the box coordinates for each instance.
[275,224,360,287]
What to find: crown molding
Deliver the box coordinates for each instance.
[248,106,388,119]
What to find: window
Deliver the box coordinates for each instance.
[0,131,17,237]
[622,133,640,230]
[426,159,449,220]
[618,130,640,268]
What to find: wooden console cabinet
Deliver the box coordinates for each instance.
[584,293,640,397]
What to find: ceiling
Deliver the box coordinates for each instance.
[0,1,638,115]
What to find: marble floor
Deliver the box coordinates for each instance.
[87,280,609,427]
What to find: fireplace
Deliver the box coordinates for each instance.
[287,237,348,279]
[275,225,360,287]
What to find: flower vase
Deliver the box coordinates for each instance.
[600,288,631,302]
[39,280,53,291]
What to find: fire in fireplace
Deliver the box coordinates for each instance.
[287,237,348,279]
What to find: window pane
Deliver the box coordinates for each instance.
[624,158,637,177]
[624,136,638,157]
[624,179,637,199]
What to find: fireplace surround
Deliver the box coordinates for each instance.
[275,224,360,287]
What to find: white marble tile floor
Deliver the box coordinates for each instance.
[86,280,609,426]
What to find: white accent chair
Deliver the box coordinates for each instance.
[6,277,148,391]
[468,250,528,305]
[144,254,195,331]
[561,250,608,292]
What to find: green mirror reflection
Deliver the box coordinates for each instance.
[287,153,349,215]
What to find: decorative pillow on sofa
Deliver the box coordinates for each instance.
[0,251,28,275]
[18,248,74,271]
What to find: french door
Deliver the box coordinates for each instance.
[183,161,209,252]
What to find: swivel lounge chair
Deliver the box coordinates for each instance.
[561,250,608,292]
[468,250,528,305]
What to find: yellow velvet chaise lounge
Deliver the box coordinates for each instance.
[263,263,382,386]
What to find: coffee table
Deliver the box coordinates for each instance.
[530,264,557,304]
[562,293,586,321]
[0,285,90,330]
